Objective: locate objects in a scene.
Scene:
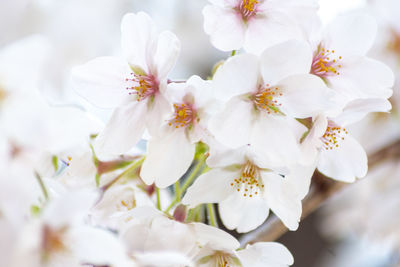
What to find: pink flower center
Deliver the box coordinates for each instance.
[253,84,283,114]
[311,47,343,78]
[230,162,264,198]
[168,103,196,129]
[125,73,158,101]
[321,122,348,150]
[238,0,259,20]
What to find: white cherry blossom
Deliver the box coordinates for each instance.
[209,40,336,168]
[182,144,312,232]
[194,222,294,267]
[203,0,319,54]
[302,98,391,182]
[141,75,216,188]
[308,13,394,105]
[71,12,180,157]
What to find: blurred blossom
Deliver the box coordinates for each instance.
[1,1,399,267]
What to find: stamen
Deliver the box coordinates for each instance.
[321,122,348,150]
[253,84,282,114]
[168,103,196,129]
[311,46,343,78]
[125,73,158,101]
[215,252,233,267]
[230,161,264,198]
[238,0,259,20]
[118,198,136,211]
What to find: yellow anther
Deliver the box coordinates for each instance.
[242,0,259,11]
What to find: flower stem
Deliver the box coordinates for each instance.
[156,187,161,210]
[175,181,181,202]
[35,172,48,201]
[180,157,206,196]
[207,203,218,227]
[231,50,236,56]
[101,157,145,191]
[164,157,206,214]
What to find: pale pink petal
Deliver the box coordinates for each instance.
[317,135,368,182]
[94,101,147,156]
[71,56,131,108]
[260,39,313,85]
[203,5,245,51]
[140,129,195,188]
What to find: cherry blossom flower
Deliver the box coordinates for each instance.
[302,98,391,182]
[209,40,336,168]
[202,0,319,54]
[71,12,180,156]
[308,13,394,105]
[4,190,131,267]
[140,75,216,188]
[182,144,313,232]
[120,207,197,267]
[194,222,294,267]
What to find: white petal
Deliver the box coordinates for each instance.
[327,57,394,100]
[140,129,195,188]
[207,144,247,168]
[94,101,147,156]
[300,115,328,165]
[244,12,303,55]
[209,97,254,148]
[323,13,377,57]
[69,226,130,266]
[182,168,235,207]
[121,12,156,72]
[251,116,301,168]
[203,5,245,51]
[237,242,294,267]
[71,57,131,108]
[213,53,260,101]
[260,40,312,85]
[151,31,181,79]
[146,93,172,136]
[263,171,302,230]
[278,74,337,118]
[317,134,368,182]
[219,194,270,233]
[333,98,392,126]
[284,163,315,200]
[192,222,240,251]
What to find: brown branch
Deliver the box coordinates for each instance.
[240,138,400,245]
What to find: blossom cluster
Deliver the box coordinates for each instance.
[0,0,395,266]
